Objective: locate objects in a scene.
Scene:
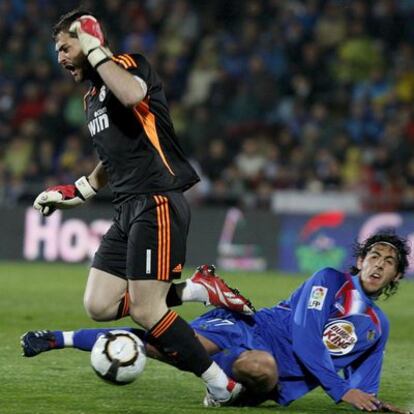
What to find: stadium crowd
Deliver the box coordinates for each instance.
[2,0,414,211]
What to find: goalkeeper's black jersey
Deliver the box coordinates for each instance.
[84,53,199,205]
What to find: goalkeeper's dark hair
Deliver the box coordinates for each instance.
[349,232,410,298]
[53,9,109,46]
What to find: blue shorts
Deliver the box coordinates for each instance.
[190,308,272,377]
[191,307,317,406]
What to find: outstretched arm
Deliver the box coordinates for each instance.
[87,161,108,191]
[33,161,103,216]
[291,269,353,402]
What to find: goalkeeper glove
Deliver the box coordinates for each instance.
[33,176,97,217]
[69,15,113,69]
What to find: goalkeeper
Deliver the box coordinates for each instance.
[30,8,256,406]
[22,233,413,413]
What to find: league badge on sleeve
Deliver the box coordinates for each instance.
[308,286,328,310]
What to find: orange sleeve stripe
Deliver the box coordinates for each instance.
[117,55,134,68]
[111,56,128,69]
[121,54,137,68]
[151,311,178,338]
[133,100,175,176]
[112,54,137,69]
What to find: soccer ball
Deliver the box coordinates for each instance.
[90,330,146,385]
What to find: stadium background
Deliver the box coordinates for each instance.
[0,1,413,413]
[2,0,414,271]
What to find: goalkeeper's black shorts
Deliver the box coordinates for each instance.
[92,191,189,281]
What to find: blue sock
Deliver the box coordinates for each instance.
[51,330,65,348]
[52,327,135,351]
[73,328,116,351]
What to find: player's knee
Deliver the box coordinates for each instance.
[84,296,112,321]
[128,303,157,329]
[233,350,278,393]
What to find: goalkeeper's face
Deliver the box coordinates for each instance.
[356,243,401,296]
[55,31,90,83]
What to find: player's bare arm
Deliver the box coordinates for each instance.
[95,61,147,107]
[87,161,108,191]
[69,15,146,107]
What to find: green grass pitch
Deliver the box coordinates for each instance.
[1,262,413,414]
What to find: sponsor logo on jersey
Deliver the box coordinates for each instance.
[308,286,328,310]
[323,320,357,355]
[88,107,109,136]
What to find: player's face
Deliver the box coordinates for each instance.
[55,31,89,82]
[357,243,401,296]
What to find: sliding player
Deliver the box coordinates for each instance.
[22,233,412,412]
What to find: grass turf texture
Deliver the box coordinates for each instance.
[0,262,413,414]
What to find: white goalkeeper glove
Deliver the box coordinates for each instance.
[69,15,113,69]
[33,176,97,217]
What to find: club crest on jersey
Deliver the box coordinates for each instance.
[308,286,327,310]
[99,85,107,102]
[323,320,357,355]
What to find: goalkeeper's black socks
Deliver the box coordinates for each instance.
[146,310,212,376]
[146,311,239,400]
[165,284,183,307]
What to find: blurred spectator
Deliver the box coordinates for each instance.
[4,135,33,178]
[200,139,231,183]
[314,1,347,51]
[12,83,45,127]
[2,0,414,212]
[235,138,266,189]
[335,20,384,83]
[183,50,218,107]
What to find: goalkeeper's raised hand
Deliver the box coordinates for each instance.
[33,176,97,217]
[69,15,112,69]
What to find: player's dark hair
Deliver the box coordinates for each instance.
[350,232,410,298]
[52,9,109,46]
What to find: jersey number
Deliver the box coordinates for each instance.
[205,318,235,327]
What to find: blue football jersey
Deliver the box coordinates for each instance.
[255,267,389,405]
